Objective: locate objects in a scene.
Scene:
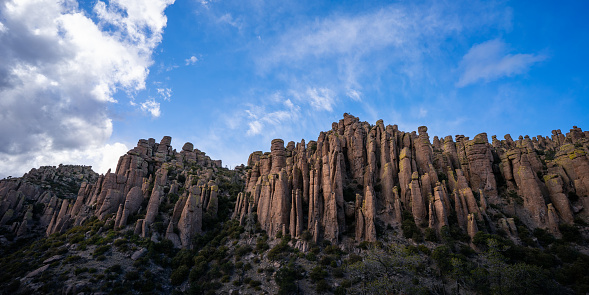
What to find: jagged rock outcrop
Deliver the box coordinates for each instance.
[0,165,97,238]
[0,136,236,250]
[234,114,589,245]
[2,114,588,249]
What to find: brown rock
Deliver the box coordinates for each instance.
[467,213,478,239]
[543,174,574,224]
[399,147,413,206]
[466,133,499,203]
[546,204,561,238]
[270,139,287,174]
[178,192,202,248]
[410,172,426,226]
[97,189,123,220]
[118,187,144,227]
[142,187,162,237]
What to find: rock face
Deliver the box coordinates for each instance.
[0,165,97,238]
[2,114,589,248]
[234,113,589,245]
[0,137,235,249]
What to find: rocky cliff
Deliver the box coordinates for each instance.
[0,137,241,250]
[0,165,98,239]
[234,113,589,245]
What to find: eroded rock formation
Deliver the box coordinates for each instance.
[234,114,589,245]
[0,137,238,249]
[1,115,588,248]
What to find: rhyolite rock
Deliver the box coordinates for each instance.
[232,113,589,246]
[1,114,589,252]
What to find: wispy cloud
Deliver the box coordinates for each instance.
[346,89,362,101]
[185,55,198,65]
[254,3,469,111]
[259,4,466,70]
[244,96,301,136]
[217,13,242,29]
[246,121,263,136]
[457,39,546,87]
[304,87,336,112]
[157,87,172,101]
[141,99,161,118]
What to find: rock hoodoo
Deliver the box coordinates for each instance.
[0,137,236,249]
[234,113,589,244]
[1,114,588,248]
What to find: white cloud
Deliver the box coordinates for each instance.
[346,89,362,101]
[255,1,512,111]
[260,4,465,69]
[90,142,131,174]
[247,121,263,135]
[305,88,335,112]
[240,91,302,136]
[141,99,161,118]
[185,55,198,65]
[218,13,242,29]
[255,3,465,109]
[284,99,294,109]
[457,39,546,87]
[197,0,214,8]
[157,87,172,101]
[0,0,174,177]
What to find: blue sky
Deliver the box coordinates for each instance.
[0,0,588,177]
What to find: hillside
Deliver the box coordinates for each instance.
[1,114,588,294]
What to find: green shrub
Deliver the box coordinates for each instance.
[345,254,362,265]
[319,255,335,266]
[74,267,88,275]
[189,259,208,283]
[255,239,270,252]
[69,233,85,244]
[316,279,330,293]
[472,231,488,246]
[221,261,234,275]
[268,239,290,261]
[324,245,343,255]
[533,228,555,246]
[171,265,190,285]
[334,285,346,295]
[417,244,430,255]
[432,246,451,274]
[301,230,313,241]
[235,245,253,257]
[64,255,82,263]
[275,262,302,295]
[125,271,140,280]
[401,212,421,241]
[172,249,195,269]
[424,228,438,242]
[559,224,582,243]
[108,264,123,274]
[310,266,328,282]
[93,245,110,257]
